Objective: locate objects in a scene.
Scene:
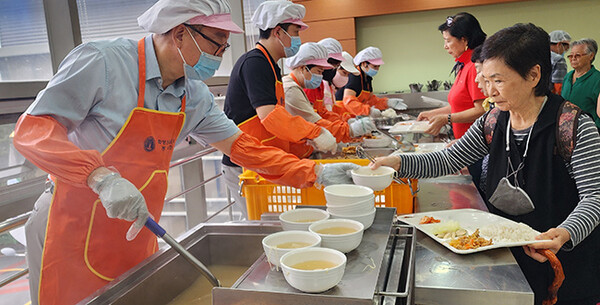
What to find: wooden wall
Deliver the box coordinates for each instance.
[293,0,527,55]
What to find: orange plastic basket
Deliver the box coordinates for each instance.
[239,159,417,220]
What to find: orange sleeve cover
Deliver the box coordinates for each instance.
[13,114,104,186]
[368,94,388,110]
[260,104,322,142]
[321,110,343,122]
[342,95,371,116]
[229,132,317,189]
[315,119,352,143]
[552,83,563,95]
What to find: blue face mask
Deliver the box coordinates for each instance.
[279,29,301,57]
[303,67,323,89]
[179,28,223,81]
[365,66,378,77]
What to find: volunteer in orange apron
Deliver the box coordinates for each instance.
[283,42,376,143]
[222,0,338,219]
[13,1,358,304]
[304,38,357,123]
[342,46,406,116]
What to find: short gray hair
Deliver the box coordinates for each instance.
[571,38,598,63]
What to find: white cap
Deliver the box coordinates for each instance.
[340,51,360,75]
[286,42,333,69]
[251,0,308,31]
[138,0,243,34]
[549,30,571,43]
[353,46,384,66]
[318,38,344,61]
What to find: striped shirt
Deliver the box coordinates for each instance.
[396,113,600,250]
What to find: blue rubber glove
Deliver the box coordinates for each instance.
[316,163,360,186]
[89,169,150,241]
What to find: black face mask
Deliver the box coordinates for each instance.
[322,68,336,83]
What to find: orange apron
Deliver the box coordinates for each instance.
[38,38,186,305]
[237,44,312,158]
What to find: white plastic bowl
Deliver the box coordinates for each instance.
[324,184,374,205]
[363,136,392,148]
[328,207,377,230]
[309,219,364,253]
[262,231,322,267]
[280,247,346,293]
[326,196,374,215]
[351,166,395,191]
[279,208,330,231]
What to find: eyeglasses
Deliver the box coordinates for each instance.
[567,53,590,60]
[184,24,230,56]
[560,42,570,49]
[446,16,454,27]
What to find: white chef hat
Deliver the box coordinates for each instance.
[138,0,243,34]
[251,0,308,31]
[286,42,333,69]
[549,30,572,43]
[318,38,344,62]
[340,51,360,75]
[353,46,384,66]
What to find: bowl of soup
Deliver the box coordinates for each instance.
[280,247,346,293]
[279,208,330,231]
[309,219,364,253]
[323,184,374,205]
[262,230,322,268]
[351,166,395,191]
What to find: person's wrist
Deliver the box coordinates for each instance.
[447,114,452,124]
[88,167,119,193]
[394,155,401,171]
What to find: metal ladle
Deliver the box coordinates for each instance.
[145,218,221,287]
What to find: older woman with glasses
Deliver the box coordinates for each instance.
[418,12,488,192]
[562,38,600,128]
[372,23,600,305]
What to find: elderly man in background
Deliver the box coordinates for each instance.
[549,30,571,94]
[562,38,600,128]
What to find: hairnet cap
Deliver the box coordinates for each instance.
[340,51,360,75]
[318,38,344,61]
[286,42,333,69]
[353,46,384,66]
[549,30,571,43]
[138,0,243,34]
[251,0,308,31]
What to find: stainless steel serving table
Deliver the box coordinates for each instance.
[213,208,414,304]
[409,176,534,305]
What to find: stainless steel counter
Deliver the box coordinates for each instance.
[410,176,534,305]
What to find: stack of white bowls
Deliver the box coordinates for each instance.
[324,184,377,229]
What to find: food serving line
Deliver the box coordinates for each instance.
[78,93,538,304]
[78,175,535,305]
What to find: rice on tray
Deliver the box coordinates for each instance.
[479,222,539,243]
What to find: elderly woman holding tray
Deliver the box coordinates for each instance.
[372,23,600,305]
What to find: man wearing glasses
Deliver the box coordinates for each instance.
[12,0,355,304]
[549,30,572,94]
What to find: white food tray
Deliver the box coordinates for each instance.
[398,142,447,154]
[398,209,545,254]
[388,120,431,134]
